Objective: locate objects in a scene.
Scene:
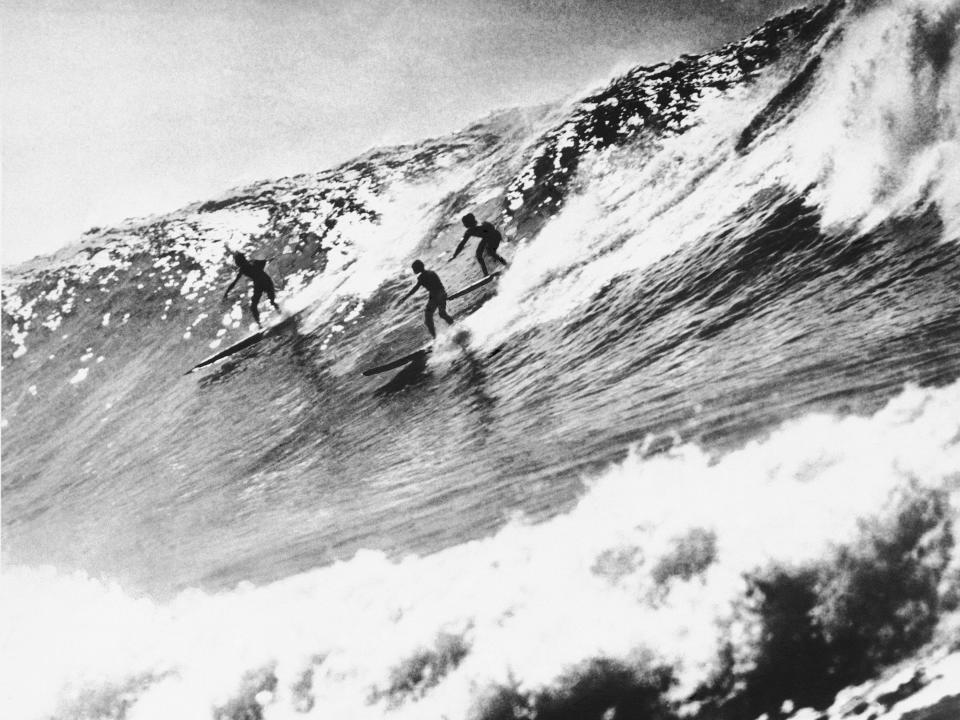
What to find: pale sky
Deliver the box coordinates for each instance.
[1,0,801,265]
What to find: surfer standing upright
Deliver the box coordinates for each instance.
[398,260,454,338]
[223,250,281,327]
[450,213,509,276]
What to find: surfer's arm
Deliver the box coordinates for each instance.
[450,229,475,261]
[223,272,242,298]
[397,280,422,305]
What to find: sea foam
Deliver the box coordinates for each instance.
[3,379,957,720]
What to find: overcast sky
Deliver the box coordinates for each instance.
[2,0,802,265]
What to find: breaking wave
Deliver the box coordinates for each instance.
[3,2,960,719]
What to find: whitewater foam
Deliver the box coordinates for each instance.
[777,0,960,236]
[463,0,959,352]
[465,81,793,348]
[3,379,957,720]
[295,168,484,341]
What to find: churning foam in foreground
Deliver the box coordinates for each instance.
[2,379,959,720]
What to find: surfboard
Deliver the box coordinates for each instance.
[361,344,432,376]
[185,314,296,374]
[446,271,500,301]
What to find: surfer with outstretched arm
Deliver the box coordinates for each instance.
[223,249,281,327]
[450,213,509,276]
[397,260,454,338]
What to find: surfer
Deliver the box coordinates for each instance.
[223,250,280,327]
[398,260,454,338]
[450,213,509,276]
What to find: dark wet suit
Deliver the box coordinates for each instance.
[225,257,279,326]
[455,221,508,276]
[416,270,453,338]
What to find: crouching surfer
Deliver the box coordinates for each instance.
[223,249,281,327]
[398,259,454,338]
[450,213,509,276]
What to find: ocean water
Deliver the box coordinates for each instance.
[3,1,960,719]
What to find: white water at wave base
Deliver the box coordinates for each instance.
[3,379,958,720]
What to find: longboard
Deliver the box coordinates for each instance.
[361,345,432,376]
[446,271,500,301]
[185,315,296,374]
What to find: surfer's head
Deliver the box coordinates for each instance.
[231,250,248,267]
[461,213,476,228]
[411,259,425,274]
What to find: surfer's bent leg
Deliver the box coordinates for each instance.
[424,296,439,338]
[475,242,490,276]
[250,286,263,326]
[488,238,508,267]
[438,297,453,326]
[266,282,280,311]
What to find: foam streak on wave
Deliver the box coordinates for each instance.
[296,169,477,331]
[3,380,958,720]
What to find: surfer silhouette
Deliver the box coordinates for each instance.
[450,213,509,276]
[223,250,280,327]
[398,259,454,338]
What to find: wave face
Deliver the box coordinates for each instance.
[3,2,960,719]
